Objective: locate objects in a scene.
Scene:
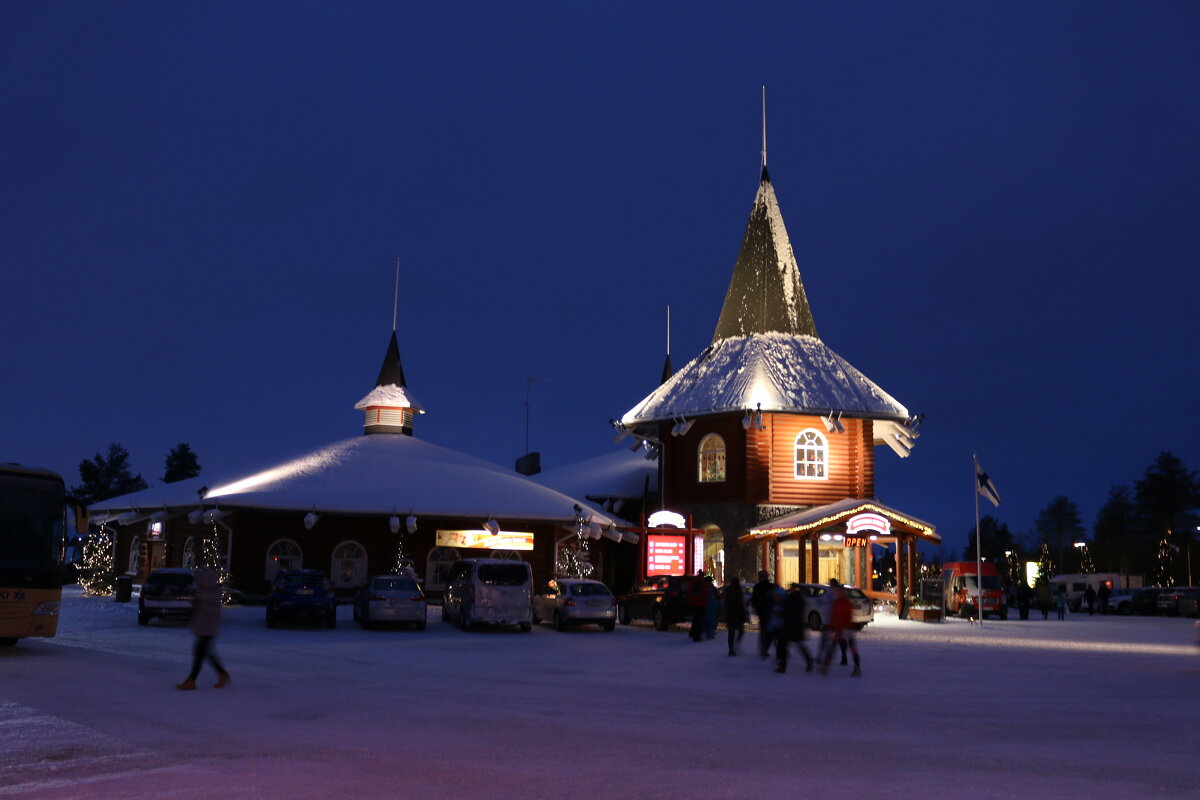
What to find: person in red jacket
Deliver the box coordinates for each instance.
[820,579,861,677]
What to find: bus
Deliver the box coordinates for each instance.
[0,463,87,645]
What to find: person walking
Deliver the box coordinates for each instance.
[1054,586,1068,621]
[1098,582,1112,615]
[819,580,860,677]
[176,567,230,690]
[1036,578,1052,620]
[1017,579,1031,620]
[774,584,814,673]
[705,577,721,640]
[750,571,775,659]
[687,571,711,642]
[1084,585,1097,616]
[723,576,747,656]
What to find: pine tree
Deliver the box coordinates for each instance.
[1093,485,1138,575]
[72,443,148,505]
[162,443,201,483]
[1034,496,1084,575]
[1035,543,1055,584]
[1151,537,1175,587]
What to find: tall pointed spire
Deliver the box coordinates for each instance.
[710,160,818,342]
[660,305,674,385]
[375,330,408,389]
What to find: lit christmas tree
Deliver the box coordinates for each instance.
[78,525,115,596]
[199,523,231,601]
[390,535,409,573]
[1036,543,1055,584]
[1151,536,1175,587]
[1077,544,1096,574]
[555,518,595,578]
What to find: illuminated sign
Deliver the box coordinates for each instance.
[847,512,890,537]
[146,522,164,542]
[647,510,686,529]
[436,529,534,551]
[646,534,687,575]
[844,534,868,548]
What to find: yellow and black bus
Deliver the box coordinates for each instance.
[0,464,86,645]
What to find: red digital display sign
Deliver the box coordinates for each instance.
[646,534,687,575]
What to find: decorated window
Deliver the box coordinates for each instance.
[426,546,460,592]
[331,540,368,588]
[794,429,828,480]
[127,535,140,576]
[265,538,302,581]
[698,433,726,483]
[181,536,196,569]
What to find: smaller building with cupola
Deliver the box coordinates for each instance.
[89,330,632,600]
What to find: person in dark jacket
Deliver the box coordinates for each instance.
[1097,582,1112,615]
[723,576,747,655]
[1084,585,1097,616]
[1017,579,1031,620]
[176,568,231,690]
[750,571,775,659]
[774,584,815,674]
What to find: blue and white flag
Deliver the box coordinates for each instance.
[975,457,1001,508]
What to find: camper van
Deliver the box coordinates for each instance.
[1048,573,1121,612]
[942,561,1007,620]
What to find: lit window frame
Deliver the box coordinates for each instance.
[697,433,727,483]
[794,428,828,480]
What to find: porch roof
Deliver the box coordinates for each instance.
[738,498,939,544]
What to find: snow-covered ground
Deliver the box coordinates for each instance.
[2,588,1196,799]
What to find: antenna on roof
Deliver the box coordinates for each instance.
[761,85,767,169]
[666,305,671,357]
[391,257,400,332]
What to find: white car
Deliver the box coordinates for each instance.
[533,578,617,631]
[353,574,427,629]
[798,583,874,631]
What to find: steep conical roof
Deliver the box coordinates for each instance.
[711,166,817,342]
[375,330,408,388]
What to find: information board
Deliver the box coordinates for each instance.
[646,534,687,575]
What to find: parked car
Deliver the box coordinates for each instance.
[266,569,337,628]
[618,574,696,631]
[1131,587,1168,616]
[533,578,617,631]
[138,567,196,626]
[353,574,427,629]
[796,584,874,631]
[1158,587,1200,617]
[1105,588,1138,615]
[441,558,533,632]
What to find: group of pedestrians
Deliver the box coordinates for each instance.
[746,571,860,677]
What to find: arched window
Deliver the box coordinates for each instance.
[181,537,196,569]
[265,539,303,582]
[698,433,726,483]
[425,546,460,592]
[127,535,141,576]
[331,540,368,588]
[794,429,828,479]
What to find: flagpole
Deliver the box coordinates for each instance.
[973,454,983,627]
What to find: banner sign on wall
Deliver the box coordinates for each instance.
[436,529,534,551]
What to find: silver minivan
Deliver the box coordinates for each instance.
[441,558,533,632]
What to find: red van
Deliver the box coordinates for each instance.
[942,562,1007,620]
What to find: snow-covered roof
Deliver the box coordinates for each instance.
[354,383,424,412]
[741,497,939,543]
[621,332,910,425]
[88,434,612,527]
[534,448,658,502]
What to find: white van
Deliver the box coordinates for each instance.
[441,558,533,632]
[1048,573,1121,612]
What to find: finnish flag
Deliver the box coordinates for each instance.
[975,458,1001,508]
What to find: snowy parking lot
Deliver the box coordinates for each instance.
[1,588,1197,799]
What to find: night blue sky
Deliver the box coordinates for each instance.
[5,2,1198,553]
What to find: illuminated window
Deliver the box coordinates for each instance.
[127,535,140,576]
[794,429,828,479]
[181,537,196,569]
[331,540,367,588]
[698,434,726,483]
[426,546,460,592]
[265,539,302,581]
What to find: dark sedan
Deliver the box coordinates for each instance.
[618,575,696,631]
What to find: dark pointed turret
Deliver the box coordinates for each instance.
[710,166,818,343]
[354,331,424,436]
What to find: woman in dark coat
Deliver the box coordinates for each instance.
[723,577,747,656]
[774,584,814,674]
[177,568,231,690]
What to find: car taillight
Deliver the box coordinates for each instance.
[368,595,387,602]
[564,598,576,607]
[410,596,423,602]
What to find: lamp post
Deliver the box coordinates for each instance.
[1073,541,1087,573]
